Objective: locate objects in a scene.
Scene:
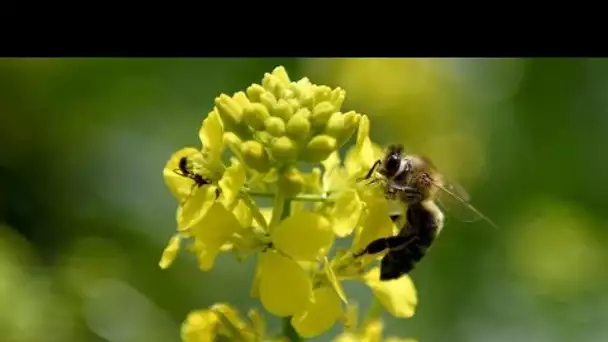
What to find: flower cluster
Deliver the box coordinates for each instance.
[161,66,418,340]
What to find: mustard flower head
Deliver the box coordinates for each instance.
[161,66,419,341]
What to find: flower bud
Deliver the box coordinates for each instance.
[287,98,301,113]
[233,91,251,108]
[278,167,305,197]
[311,101,335,129]
[302,135,337,163]
[300,93,314,109]
[330,87,346,110]
[270,136,298,163]
[247,84,265,103]
[313,85,332,104]
[215,94,243,125]
[242,103,270,131]
[272,66,291,85]
[273,99,293,121]
[265,117,286,137]
[336,111,361,145]
[241,140,271,172]
[286,111,311,141]
[325,112,345,138]
[263,73,287,99]
[223,132,243,153]
[260,92,277,111]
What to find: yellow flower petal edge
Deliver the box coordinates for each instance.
[364,267,418,318]
[291,286,343,338]
[159,234,182,269]
[272,211,334,261]
[189,202,244,271]
[218,158,246,210]
[259,250,312,317]
[331,188,363,237]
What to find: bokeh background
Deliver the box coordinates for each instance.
[1,58,607,342]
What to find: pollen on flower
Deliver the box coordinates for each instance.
[162,65,420,342]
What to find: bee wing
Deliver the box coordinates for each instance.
[432,179,500,230]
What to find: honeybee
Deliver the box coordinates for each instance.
[354,144,497,280]
[174,156,220,198]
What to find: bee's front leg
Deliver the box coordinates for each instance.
[354,235,416,258]
[357,160,382,182]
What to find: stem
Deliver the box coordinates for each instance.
[364,296,383,322]
[282,316,302,342]
[247,191,332,203]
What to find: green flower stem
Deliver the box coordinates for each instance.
[365,296,383,322]
[283,315,302,342]
[247,191,333,203]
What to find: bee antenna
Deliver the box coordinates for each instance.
[431,180,500,230]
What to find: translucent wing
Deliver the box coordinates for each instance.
[431,178,500,230]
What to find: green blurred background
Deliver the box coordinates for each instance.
[1,58,606,342]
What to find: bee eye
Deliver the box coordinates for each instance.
[386,154,400,171]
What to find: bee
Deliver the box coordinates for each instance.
[174,156,221,198]
[354,144,497,280]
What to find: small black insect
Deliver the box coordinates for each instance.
[174,156,220,198]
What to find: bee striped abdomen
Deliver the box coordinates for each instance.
[379,201,442,281]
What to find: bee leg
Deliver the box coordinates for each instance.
[354,235,415,258]
[357,160,382,182]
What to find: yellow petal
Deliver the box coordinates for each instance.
[324,258,348,304]
[361,319,384,342]
[331,189,363,237]
[364,267,418,318]
[218,158,246,210]
[198,109,224,169]
[159,234,181,269]
[247,308,266,341]
[232,199,253,229]
[181,309,220,342]
[163,147,200,201]
[190,202,243,271]
[332,333,359,342]
[291,286,343,338]
[177,185,219,231]
[259,251,312,317]
[352,199,394,259]
[273,211,333,261]
[211,303,254,341]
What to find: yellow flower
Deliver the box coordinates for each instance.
[181,303,287,342]
[333,317,417,342]
[159,109,251,270]
[250,208,335,318]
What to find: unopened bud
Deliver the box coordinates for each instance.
[271,66,291,85]
[278,167,305,197]
[302,135,337,163]
[273,99,293,121]
[311,101,335,129]
[247,84,266,103]
[337,111,361,146]
[270,136,298,163]
[260,92,277,111]
[325,112,345,138]
[265,117,286,137]
[287,98,301,113]
[313,85,332,104]
[215,94,243,125]
[233,91,251,108]
[241,140,271,172]
[243,103,270,131]
[330,87,346,110]
[286,111,311,141]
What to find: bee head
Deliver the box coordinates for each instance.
[381,144,411,179]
